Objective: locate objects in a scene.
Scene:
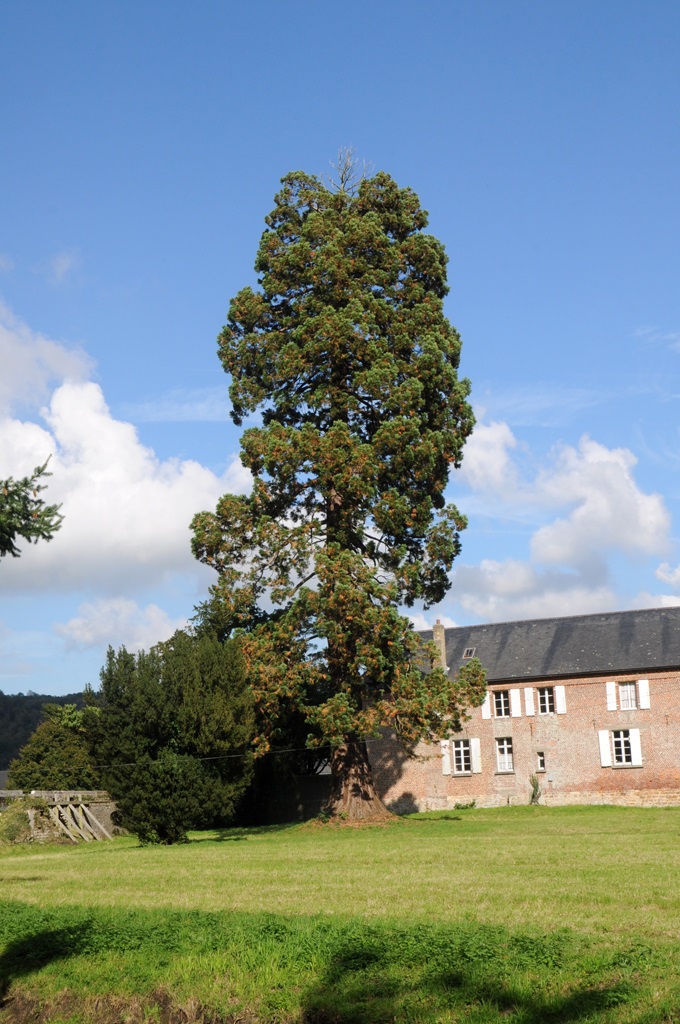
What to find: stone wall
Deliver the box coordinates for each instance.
[0,790,118,834]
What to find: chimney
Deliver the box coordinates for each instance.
[432,618,447,671]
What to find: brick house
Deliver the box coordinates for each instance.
[371,607,680,810]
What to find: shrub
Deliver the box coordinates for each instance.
[113,751,230,845]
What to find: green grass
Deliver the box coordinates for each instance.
[1,806,680,1022]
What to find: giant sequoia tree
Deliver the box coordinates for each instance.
[192,167,486,819]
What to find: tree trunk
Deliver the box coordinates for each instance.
[325,737,393,822]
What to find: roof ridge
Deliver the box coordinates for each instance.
[433,606,678,633]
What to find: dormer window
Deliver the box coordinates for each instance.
[463,647,476,659]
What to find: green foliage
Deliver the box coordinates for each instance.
[0,690,85,770]
[87,631,255,843]
[192,167,486,773]
[529,773,541,804]
[42,702,86,729]
[0,458,64,559]
[6,716,99,790]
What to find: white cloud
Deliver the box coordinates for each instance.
[0,301,93,417]
[458,419,518,494]
[452,559,616,622]
[459,424,669,561]
[56,597,186,652]
[222,453,253,494]
[656,562,680,587]
[630,590,680,610]
[409,612,458,631]
[447,419,672,623]
[0,380,252,593]
[530,437,669,565]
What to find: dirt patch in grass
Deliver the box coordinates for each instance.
[1,987,265,1024]
[301,815,402,831]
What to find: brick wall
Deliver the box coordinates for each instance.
[370,670,680,810]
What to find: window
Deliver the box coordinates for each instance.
[441,737,482,775]
[619,683,637,711]
[462,646,476,659]
[606,679,650,711]
[481,690,521,719]
[613,730,632,765]
[538,687,555,714]
[453,739,471,773]
[494,690,510,717]
[526,685,566,715]
[536,751,546,772]
[496,737,514,772]
[598,728,642,767]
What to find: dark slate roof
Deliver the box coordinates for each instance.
[421,607,680,682]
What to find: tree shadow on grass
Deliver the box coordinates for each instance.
[300,929,635,1024]
[189,821,302,842]
[0,923,93,1007]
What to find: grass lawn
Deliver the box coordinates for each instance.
[1,805,679,1022]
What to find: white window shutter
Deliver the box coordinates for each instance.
[598,730,612,767]
[524,688,535,716]
[470,738,482,774]
[606,681,617,711]
[555,685,567,714]
[510,688,522,717]
[629,729,643,766]
[440,740,451,775]
[637,679,650,709]
[481,693,491,719]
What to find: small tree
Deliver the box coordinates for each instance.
[0,459,64,559]
[86,631,255,843]
[192,166,486,821]
[7,705,99,790]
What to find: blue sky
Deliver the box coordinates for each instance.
[2,1,680,695]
